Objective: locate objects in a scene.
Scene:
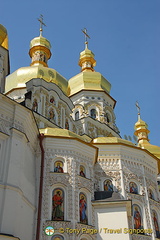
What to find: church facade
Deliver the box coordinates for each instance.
[0,23,160,240]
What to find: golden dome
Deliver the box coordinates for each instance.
[5,65,68,95]
[134,117,150,141]
[0,24,8,49]
[68,71,111,96]
[78,47,96,72]
[29,35,51,67]
[68,42,111,96]
[30,35,51,49]
[135,118,148,129]
[134,116,160,173]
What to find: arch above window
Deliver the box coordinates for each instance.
[80,235,92,240]
[51,235,64,240]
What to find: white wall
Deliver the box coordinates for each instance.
[94,203,131,240]
[0,95,40,240]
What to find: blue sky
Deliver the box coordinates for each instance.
[1,0,160,146]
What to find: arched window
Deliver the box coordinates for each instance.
[51,235,64,240]
[79,165,86,178]
[79,192,88,224]
[52,188,64,221]
[75,111,79,120]
[90,109,96,119]
[153,210,160,238]
[132,204,143,230]
[104,179,113,192]
[129,182,138,194]
[54,161,64,173]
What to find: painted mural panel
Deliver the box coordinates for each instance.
[79,165,86,178]
[32,98,38,112]
[133,204,143,230]
[50,96,55,104]
[52,188,64,221]
[104,179,113,191]
[54,161,64,173]
[129,182,138,194]
[65,119,69,129]
[79,192,88,224]
[153,210,160,238]
[49,108,56,121]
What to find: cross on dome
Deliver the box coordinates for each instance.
[81,28,90,49]
[135,101,141,120]
[38,14,46,36]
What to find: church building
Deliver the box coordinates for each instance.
[0,19,160,240]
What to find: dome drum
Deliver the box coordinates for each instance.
[29,45,51,67]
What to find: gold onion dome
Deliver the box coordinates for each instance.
[29,35,51,67]
[134,116,150,144]
[5,66,68,95]
[5,34,68,94]
[0,24,9,49]
[134,114,160,172]
[5,15,68,95]
[68,46,111,96]
[78,46,96,72]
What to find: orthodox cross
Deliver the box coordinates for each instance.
[135,101,141,118]
[81,28,90,48]
[38,14,46,36]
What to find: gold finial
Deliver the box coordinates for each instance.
[38,14,46,36]
[81,28,90,49]
[135,101,141,120]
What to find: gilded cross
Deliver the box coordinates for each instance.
[81,28,90,48]
[38,14,46,36]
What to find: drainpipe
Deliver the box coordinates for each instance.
[36,133,45,240]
